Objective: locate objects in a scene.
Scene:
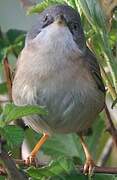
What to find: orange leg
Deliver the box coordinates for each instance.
[25,133,49,165]
[79,135,95,175]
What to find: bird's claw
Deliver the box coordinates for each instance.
[83,159,95,175]
[25,155,36,166]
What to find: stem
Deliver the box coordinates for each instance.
[79,166,117,174]
[100,65,117,100]
[104,105,117,147]
[13,159,117,175]
[0,147,28,180]
[3,56,12,101]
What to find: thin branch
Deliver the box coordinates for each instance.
[79,166,117,174]
[3,57,12,101]
[97,138,113,166]
[101,65,117,101]
[104,105,117,147]
[14,159,117,174]
[0,150,28,180]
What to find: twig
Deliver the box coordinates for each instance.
[105,105,117,147]
[3,57,12,101]
[97,138,113,166]
[101,65,117,101]
[0,145,28,179]
[0,164,6,176]
[79,166,117,174]
[0,158,117,176]
[14,159,117,174]
[0,100,9,103]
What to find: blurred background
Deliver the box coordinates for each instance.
[0,0,117,179]
[0,0,37,31]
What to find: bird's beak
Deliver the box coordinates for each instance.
[54,14,66,26]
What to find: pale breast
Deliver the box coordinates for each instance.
[12,24,104,135]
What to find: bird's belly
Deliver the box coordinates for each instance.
[20,80,104,135]
[12,49,104,135]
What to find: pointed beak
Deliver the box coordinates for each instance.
[54,14,66,26]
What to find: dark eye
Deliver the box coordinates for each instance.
[72,23,78,31]
[42,15,53,28]
[43,14,48,22]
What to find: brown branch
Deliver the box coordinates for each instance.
[3,57,12,101]
[13,159,117,174]
[0,151,28,180]
[104,104,117,147]
[79,166,117,174]
[0,157,117,176]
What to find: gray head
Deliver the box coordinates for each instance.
[26,4,86,51]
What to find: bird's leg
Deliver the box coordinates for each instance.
[25,133,49,165]
[79,135,95,175]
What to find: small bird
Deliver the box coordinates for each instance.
[12,4,105,174]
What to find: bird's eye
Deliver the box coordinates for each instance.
[43,14,48,22]
[42,15,53,28]
[72,23,78,30]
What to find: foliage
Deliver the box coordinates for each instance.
[0,0,117,179]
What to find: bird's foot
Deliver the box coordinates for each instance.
[83,158,95,175]
[25,155,37,166]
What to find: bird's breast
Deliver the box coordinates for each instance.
[12,28,104,134]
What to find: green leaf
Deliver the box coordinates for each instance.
[6,29,26,44]
[91,174,117,180]
[34,132,82,163]
[27,156,117,179]
[0,82,7,94]
[0,125,24,148]
[0,103,48,127]
[27,157,75,179]
[77,0,107,31]
[0,176,6,180]
[86,115,105,159]
[27,0,65,14]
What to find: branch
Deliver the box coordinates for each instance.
[97,138,113,166]
[0,141,28,180]
[101,65,117,101]
[13,159,117,174]
[104,105,117,147]
[79,166,117,174]
[3,57,12,101]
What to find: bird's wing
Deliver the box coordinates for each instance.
[85,48,105,93]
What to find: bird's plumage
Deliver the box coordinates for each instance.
[12,4,105,135]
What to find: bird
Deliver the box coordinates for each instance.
[12,4,105,174]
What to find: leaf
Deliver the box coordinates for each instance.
[27,157,75,179]
[0,176,5,180]
[27,156,117,180]
[91,174,117,180]
[100,0,117,22]
[86,115,105,159]
[0,125,24,149]
[27,0,65,14]
[0,82,7,94]
[34,132,83,164]
[6,29,26,44]
[0,103,48,127]
[77,0,107,31]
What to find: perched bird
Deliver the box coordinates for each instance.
[12,4,105,174]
